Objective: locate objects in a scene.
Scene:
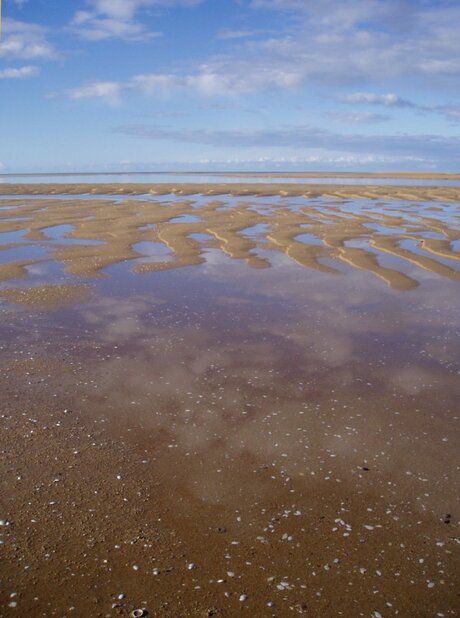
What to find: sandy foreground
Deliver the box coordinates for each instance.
[0,183,459,617]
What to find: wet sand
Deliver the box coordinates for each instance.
[1,182,460,202]
[0,190,459,299]
[0,183,459,617]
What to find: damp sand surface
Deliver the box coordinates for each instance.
[2,181,460,200]
[0,183,459,617]
[0,190,459,293]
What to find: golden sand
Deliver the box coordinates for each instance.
[1,181,460,201]
[0,190,459,305]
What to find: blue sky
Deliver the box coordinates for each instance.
[1,0,459,172]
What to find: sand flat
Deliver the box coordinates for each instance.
[1,180,460,202]
[0,182,459,617]
[0,191,458,301]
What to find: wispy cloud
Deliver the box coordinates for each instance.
[337,92,416,108]
[61,81,124,104]
[328,111,390,124]
[216,29,259,40]
[62,0,460,102]
[57,62,306,101]
[0,18,57,60]
[337,91,460,124]
[433,105,460,123]
[71,10,161,42]
[0,65,39,79]
[131,73,181,93]
[247,1,460,85]
[71,0,203,41]
[57,75,178,101]
[113,123,460,165]
[149,111,190,118]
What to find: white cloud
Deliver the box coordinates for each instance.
[68,1,459,92]
[131,73,181,93]
[247,1,460,85]
[61,0,460,108]
[187,61,304,94]
[0,65,39,79]
[112,123,460,166]
[338,92,415,107]
[328,111,389,123]
[0,18,57,59]
[60,74,182,100]
[71,9,161,42]
[216,29,258,40]
[71,0,203,41]
[63,81,124,104]
[59,61,304,101]
[337,93,460,124]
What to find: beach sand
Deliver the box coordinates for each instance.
[0,182,459,617]
[0,186,459,301]
[1,181,460,202]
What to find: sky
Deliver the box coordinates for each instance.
[1,0,459,173]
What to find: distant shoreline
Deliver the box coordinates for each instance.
[1,171,460,180]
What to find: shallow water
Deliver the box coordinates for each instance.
[0,189,459,617]
[2,172,460,186]
[0,193,457,291]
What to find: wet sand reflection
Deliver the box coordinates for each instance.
[0,187,459,617]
